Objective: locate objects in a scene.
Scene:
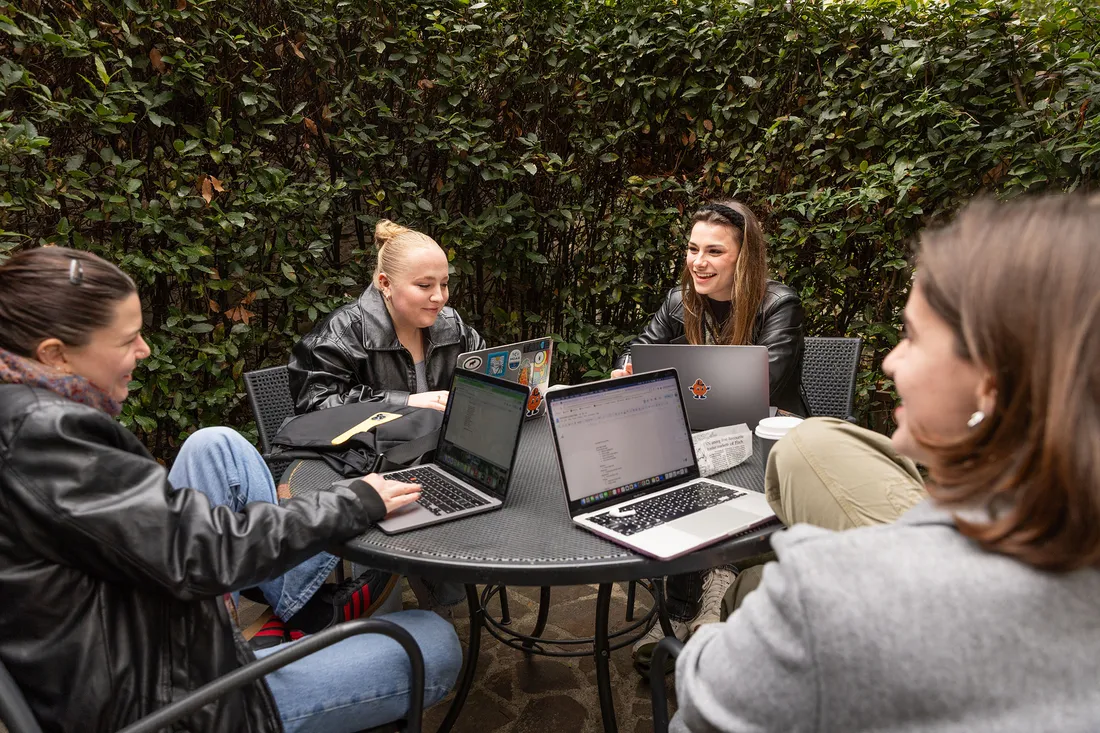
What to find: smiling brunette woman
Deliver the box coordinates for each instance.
[614,200,809,670]
[289,219,484,415]
[612,200,807,416]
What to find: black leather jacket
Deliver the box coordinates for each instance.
[616,281,808,415]
[289,285,485,414]
[0,386,386,733]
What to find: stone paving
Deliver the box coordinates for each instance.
[420,582,678,733]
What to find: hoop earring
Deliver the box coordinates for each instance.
[967,410,985,428]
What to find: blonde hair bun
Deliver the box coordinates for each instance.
[374,219,412,249]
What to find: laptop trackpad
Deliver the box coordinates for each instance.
[667,503,767,539]
[378,502,437,532]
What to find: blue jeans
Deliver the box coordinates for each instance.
[257,610,462,732]
[169,428,463,731]
[168,426,339,620]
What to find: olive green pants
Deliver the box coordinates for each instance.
[721,418,927,619]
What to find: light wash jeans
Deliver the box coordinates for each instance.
[168,426,339,620]
[256,610,462,732]
[168,427,463,731]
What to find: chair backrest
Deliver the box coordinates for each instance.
[243,366,294,455]
[801,336,862,420]
[0,658,43,733]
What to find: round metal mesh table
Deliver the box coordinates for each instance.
[287,416,775,585]
[288,416,778,733]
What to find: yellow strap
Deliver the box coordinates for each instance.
[330,412,403,445]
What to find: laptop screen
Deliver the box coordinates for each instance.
[435,371,528,497]
[547,371,698,512]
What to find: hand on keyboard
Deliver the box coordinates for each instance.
[387,469,490,516]
[359,474,422,516]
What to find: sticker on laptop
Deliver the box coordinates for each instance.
[487,351,508,376]
[534,349,546,365]
[689,378,711,400]
[526,386,544,417]
[507,349,522,371]
[462,355,484,371]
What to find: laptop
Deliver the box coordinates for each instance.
[458,336,553,418]
[544,369,776,560]
[332,369,528,534]
[631,344,770,431]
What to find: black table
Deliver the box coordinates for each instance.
[288,416,777,732]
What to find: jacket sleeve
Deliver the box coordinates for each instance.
[289,329,402,413]
[758,293,805,405]
[614,289,685,369]
[671,550,817,733]
[1,404,384,600]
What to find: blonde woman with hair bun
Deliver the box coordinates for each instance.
[289,219,484,415]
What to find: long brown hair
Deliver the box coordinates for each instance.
[0,247,137,357]
[680,200,768,346]
[914,194,1100,572]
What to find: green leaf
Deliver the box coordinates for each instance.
[148,111,174,127]
[523,162,537,175]
[281,262,297,282]
[188,323,214,333]
[0,15,25,36]
[94,56,110,85]
[598,153,619,163]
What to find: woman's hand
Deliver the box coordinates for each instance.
[610,362,634,379]
[361,474,423,515]
[407,390,449,411]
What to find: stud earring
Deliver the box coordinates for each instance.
[967,410,986,428]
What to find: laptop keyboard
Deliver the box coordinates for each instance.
[585,481,745,536]
[386,468,490,516]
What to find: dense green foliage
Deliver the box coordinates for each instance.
[2,0,1097,455]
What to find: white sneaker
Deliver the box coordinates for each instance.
[688,567,737,633]
[632,617,689,674]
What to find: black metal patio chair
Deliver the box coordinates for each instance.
[243,365,296,481]
[801,336,862,422]
[0,618,426,733]
[650,634,685,733]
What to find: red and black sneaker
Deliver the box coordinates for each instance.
[287,569,400,635]
[249,617,290,651]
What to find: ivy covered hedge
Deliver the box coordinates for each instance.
[1,0,1097,456]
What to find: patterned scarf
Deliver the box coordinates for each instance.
[0,346,122,417]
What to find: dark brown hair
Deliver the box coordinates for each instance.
[0,247,137,357]
[915,194,1100,572]
[680,200,768,346]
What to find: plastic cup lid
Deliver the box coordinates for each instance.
[755,415,803,439]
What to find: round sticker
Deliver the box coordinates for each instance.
[462,355,484,371]
[507,349,522,370]
[534,350,546,365]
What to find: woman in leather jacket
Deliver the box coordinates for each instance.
[0,248,461,733]
[289,220,485,415]
[616,200,808,675]
[612,200,807,416]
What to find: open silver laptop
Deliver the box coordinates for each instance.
[545,369,776,560]
[457,336,553,418]
[333,369,528,534]
[631,344,770,431]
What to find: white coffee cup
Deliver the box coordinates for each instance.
[755,416,804,464]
